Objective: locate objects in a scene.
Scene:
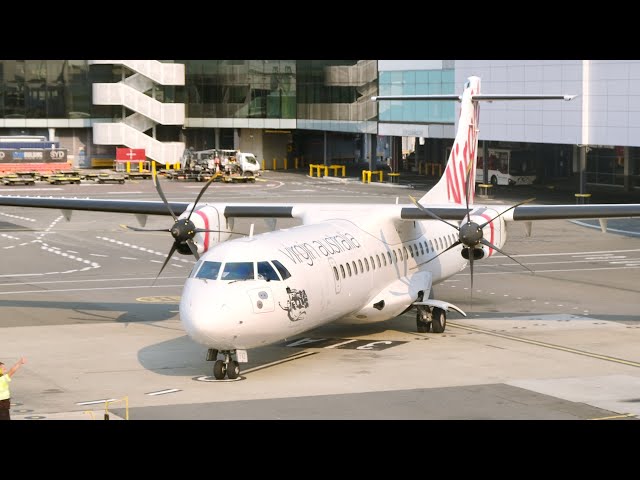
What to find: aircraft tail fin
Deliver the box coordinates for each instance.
[373,78,575,206]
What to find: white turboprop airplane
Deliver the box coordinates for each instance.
[2,75,640,380]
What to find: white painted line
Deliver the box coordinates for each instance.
[460,265,640,276]
[0,285,184,295]
[76,398,117,406]
[120,257,138,260]
[90,253,108,257]
[146,389,181,396]
[324,339,358,349]
[489,248,640,258]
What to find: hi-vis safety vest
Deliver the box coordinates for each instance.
[0,374,11,400]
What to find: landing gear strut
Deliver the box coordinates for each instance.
[415,290,447,334]
[207,348,241,380]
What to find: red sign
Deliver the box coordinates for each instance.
[116,148,146,161]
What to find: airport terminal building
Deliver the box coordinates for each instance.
[0,60,638,190]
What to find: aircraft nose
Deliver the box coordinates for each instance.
[179,280,245,349]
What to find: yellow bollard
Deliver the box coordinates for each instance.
[126,161,131,173]
[152,161,157,176]
[309,164,314,177]
[295,157,299,169]
[284,158,288,170]
[262,159,266,170]
[272,158,277,171]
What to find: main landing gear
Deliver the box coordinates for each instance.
[416,306,446,333]
[207,349,241,380]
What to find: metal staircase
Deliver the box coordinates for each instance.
[89,60,185,165]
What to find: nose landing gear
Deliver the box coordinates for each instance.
[207,349,241,380]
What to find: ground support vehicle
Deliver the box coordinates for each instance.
[95,173,126,184]
[2,172,36,186]
[48,171,82,185]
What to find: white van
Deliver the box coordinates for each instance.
[236,152,261,176]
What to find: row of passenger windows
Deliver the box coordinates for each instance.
[191,259,292,281]
[332,233,458,281]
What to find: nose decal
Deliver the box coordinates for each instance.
[279,288,309,322]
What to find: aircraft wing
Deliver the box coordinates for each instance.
[507,204,640,221]
[1,196,639,222]
[400,204,640,221]
[0,196,190,216]
[0,196,307,220]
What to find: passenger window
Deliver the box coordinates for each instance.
[376,254,381,268]
[340,264,345,279]
[352,261,358,275]
[333,266,339,281]
[271,259,291,280]
[393,250,398,263]
[382,253,387,266]
[257,261,280,281]
[403,246,409,259]
[195,261,222,280]
[221,262,254,281]
[346,263,352,276]
[364,257,370,271]
[429,240,434,252]
[387,251,392,264]
[358,259,364,272]
[419,243,424,255]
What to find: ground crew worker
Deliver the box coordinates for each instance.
[0,357,26,420]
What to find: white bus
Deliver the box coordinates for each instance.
[475,148,537,186]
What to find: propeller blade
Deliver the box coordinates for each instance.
[152,169,178,222]
[193,228,248,236]
[153,241,179,285]
[468,251,474,312]
[186,239,200,261]
[121,224,171,232]
[186,174,218,223]
[480,238,534,274]
[479,198,536,229]
[412,240,462,269]
[408,195,460,231]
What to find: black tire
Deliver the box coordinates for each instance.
[490,175,498,187]
[431,307,446,333]
[119,180,124,184]
[213,360,227,380]
[226,361,240,379]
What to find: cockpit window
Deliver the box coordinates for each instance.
[271,259,291,280]
[257,261,280,281]
[195,261,222,280]
[221,262,255,281]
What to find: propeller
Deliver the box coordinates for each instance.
[123,170,245,284]
[411,165,535,310]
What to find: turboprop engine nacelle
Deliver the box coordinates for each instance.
[179,204,233,256]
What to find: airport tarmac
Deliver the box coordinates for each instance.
[1,171,639,420]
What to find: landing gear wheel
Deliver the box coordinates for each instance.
[213,360,227,380]
[226,361,240,379]
[431,307,447,333]
[416,308,431,333]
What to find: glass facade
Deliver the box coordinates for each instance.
[0,60,92,119]
[378,68,455,123]
[179,60,296,119]
[296,60,377,130]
